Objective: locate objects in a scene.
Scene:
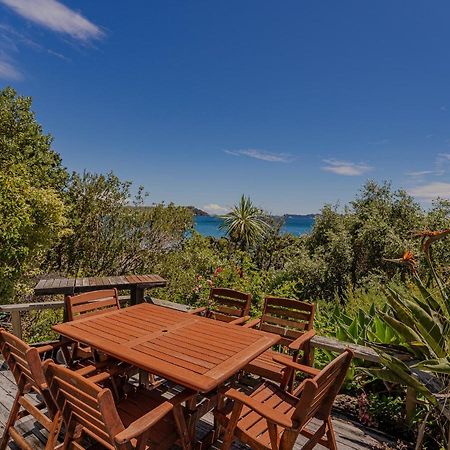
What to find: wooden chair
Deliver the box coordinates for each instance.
[64,288,121,362]
[0,329,60,450]
[243,297,315,389]
[0,328,112,450]
[215,349,354,450]
[44,360,196,450]
[188,288,252,325]
[66,288,121,322]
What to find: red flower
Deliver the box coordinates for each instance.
[213,267,223,277]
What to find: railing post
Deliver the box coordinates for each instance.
[10,310,22,339]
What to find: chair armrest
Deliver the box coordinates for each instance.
[34,341,66,354]
[115,402,174,444]
[224,388,294,429]
[272,354,320,377]
[187,306,208,315]
[229,315,250,326]
[242,318,261,329]
[288,329,315,351]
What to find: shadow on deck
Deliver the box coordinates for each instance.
[0,364,395,450]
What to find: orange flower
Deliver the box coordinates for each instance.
[384,250,418,274]
[413,229,450,256]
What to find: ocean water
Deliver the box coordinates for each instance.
[194,215,314,238]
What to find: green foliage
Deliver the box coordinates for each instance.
[152,233,222,305]
[22,309,63,344]
[350,231,450,448]
[48,171,193,277]
[220,195,270,250]
[365,392,406,431]
[0,87,68,302]
[334,302,402,347]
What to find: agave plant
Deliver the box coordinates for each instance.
[334,302,405,348]
[220,195,270,250]
[375,229,450,448]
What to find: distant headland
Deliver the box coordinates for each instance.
[186,207,316,219]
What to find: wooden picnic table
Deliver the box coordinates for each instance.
[34,274,167,304]
[53,303,280,393]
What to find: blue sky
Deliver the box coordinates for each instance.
[1,1,450,214]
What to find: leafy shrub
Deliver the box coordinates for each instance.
[0,87,68,302]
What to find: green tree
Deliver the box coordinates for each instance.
[0,87,68,302]
[49,171,193,277]
[220,195,269,250]
[349,181,424,281]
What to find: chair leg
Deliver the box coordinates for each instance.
[173,405,191,450]
[221,403,243,450]
[0,390,21,450]
[61,420,78,450]
[45,412,62,450]
[325,417,338,450]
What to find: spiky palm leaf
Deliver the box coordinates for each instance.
[220,195,269,250]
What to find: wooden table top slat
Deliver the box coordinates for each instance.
[109,315,163,333]
[34,279,46,290]
[142,339,222,369]
[176,323,254,349]
[91,317,143,339]
[120,310,180,328]
[53,303,279,392]
[168,328,236,356]
[34,274,167,295]
[125,275,139,284]
[156,336,226,364]
[97,316,148,337]
[69,322,127,344]
[134,343,211,374]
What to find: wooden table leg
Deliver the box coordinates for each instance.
[186,394,199,446]
[130,286,145,304]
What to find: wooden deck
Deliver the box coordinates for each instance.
[0,362,395,450]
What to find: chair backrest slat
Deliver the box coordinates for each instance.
[66,288,120,322]
[45,361,124,448]
[210,312,242,323]
[293,349,353,427]
[208,288,252,320]
[0,329,46,389]
[259,297,315,344]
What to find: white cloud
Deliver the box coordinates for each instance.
[406,170,438,178]
[0,58,22,80]
[203,204,229,215]
[321,159,372,176]
[0,0,103,41]
[409,182,450,200]
[224,149,293,163]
